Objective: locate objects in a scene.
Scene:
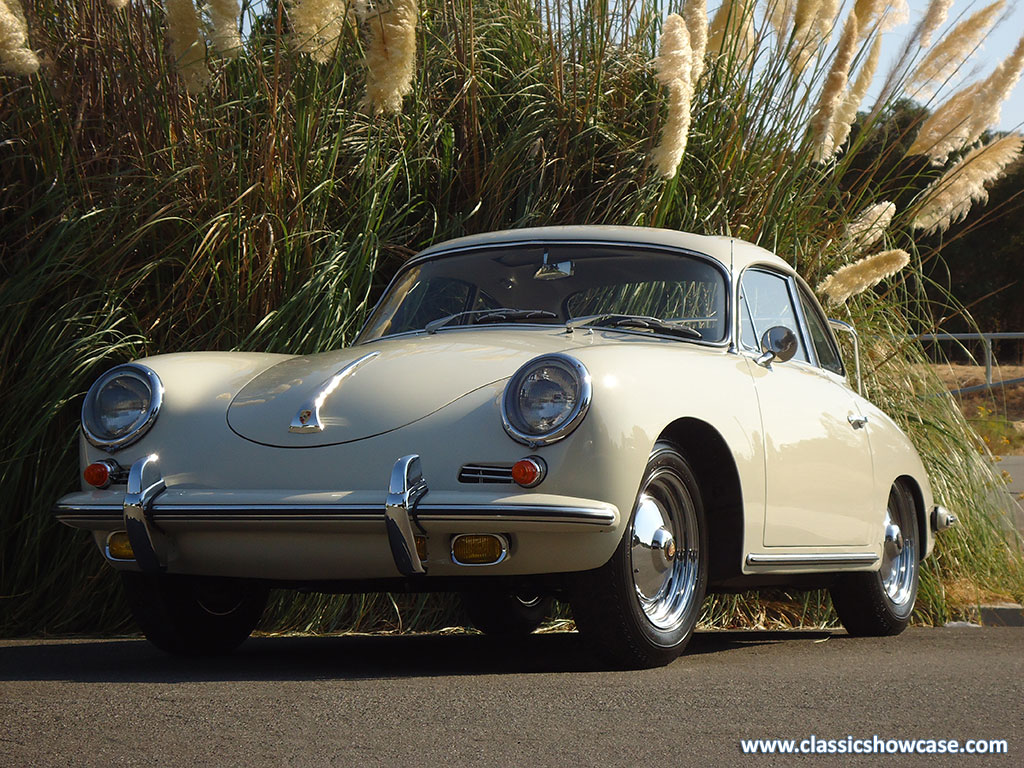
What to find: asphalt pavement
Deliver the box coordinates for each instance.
[1,626,1021,767]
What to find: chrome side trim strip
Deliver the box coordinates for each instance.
[289,351,380,433]
[54,503,615,526]
[746,553,879,568]
[122,454,168,573]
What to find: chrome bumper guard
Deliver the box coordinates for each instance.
[384,455,429,576]
[123,454,168,573]
[931,505,957,533]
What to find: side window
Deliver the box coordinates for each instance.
[738,269,809,363]
[798,288,844,375]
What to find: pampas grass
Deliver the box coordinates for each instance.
[361,0,418,114]
[708,0,755,62]
[973,33,1024,137]
[906,81,981,161]
[912,133,1024,234]
[651,13,694,178]
[0,0,39,75]
[683,0,707,84]
[208,0,242,58]
[3,0,1023,637]
[917,0,952,48]
[811,12,858,162]
[289,0,350,63]
[845,201,895,251]
[165,0,210,93]
[818,249,910,304]
[829,34,880,154]
[908,0,1005,95]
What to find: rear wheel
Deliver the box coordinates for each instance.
[461,592,554,636]
[121,573,268,655]
[570,442,707,668]
[830,482,919,636]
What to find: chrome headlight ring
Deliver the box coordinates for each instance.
[501,353,592,447]
[81,363,163,452]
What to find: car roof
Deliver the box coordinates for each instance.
[413,225,794,275]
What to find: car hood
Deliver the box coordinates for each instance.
[227,329,584,447]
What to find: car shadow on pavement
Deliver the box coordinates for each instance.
[0,629,834,683]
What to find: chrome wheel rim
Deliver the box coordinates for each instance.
[879,499,915,607]
[629,466,699,632]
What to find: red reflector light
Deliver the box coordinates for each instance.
[512,457,546,488]
[84,462,111,489]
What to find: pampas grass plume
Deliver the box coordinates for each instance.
[912,134,1024,235]
[852,0,885,34]
[917,0,952,48]
[208,0,242,58]
[845,201,895,251]
[906,81,981,161]
[909,34,1024,164]
[971,34,1024,138]
[290,0,350,63]
[651,13,694,178]
[908,0,1005,94]
[767,0,794,39]
[108,0,130,9]
[811,12,858,162]
[683,0,707,84]
[788,0,824,74]
[166,0,210,94]
[830,35,880,153]
[708,0,755,61]
[362,0,419,114]
[0,0,40,75]
[818,249,910,304]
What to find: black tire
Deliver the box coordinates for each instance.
[461,592,554,636]
[569,442,708,668]
[830,482,919,637]
[121,572,268,656]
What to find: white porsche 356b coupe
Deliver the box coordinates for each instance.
[55,226,956,667]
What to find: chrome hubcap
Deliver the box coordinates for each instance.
[629,467,699,631]
[880,504,915,606]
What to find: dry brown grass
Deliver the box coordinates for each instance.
[941,576,1017,614]
[924,364,1024,456]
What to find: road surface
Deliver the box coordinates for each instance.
[1,626,1021,766]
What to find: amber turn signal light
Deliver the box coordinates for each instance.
[511,457,546,488]
[106,531,135,560]
[451,534,508,565]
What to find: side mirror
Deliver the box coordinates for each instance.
[756,326,798,368]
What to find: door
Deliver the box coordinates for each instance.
[739,268,876,547]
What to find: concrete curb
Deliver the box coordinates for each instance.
[979,603,1024,627]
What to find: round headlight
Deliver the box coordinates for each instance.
[502,354,592,446]
[81,364,163,451]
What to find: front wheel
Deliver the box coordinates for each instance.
[121,573,268,655]
[569,442,708,668]
[830,482,919,636]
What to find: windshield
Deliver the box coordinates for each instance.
[357,243,729,343]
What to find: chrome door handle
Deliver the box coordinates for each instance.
[848,414,868,430]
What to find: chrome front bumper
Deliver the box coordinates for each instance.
[54,454,618,580]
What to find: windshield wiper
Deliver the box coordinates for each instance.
[425,308,557,334]
[566,314,703,340]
